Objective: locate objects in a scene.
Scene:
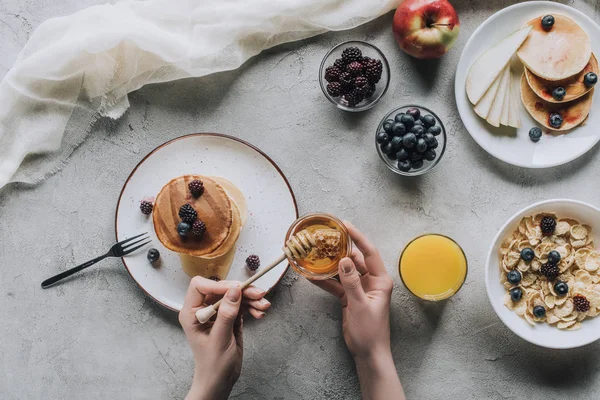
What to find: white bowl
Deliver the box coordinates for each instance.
[485,199,600,349]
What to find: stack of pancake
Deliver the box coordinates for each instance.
[153,175,247,279]
[518,14,597,131]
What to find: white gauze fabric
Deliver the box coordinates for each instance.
[0,0,400,188]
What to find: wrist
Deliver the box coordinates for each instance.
[354,348,395,374]
[186,370,231,400]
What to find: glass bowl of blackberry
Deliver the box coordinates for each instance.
[319,41,390,112]
[375,106,447,176]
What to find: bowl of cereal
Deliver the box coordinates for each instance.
[485,199,600,349]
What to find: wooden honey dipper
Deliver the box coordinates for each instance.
[196,229,321,324]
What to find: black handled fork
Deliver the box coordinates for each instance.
[41,232,150,288]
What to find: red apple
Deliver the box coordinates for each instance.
[393,0,460,59]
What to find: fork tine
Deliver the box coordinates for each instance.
[121,240,151,256]
[120,236,150,250]
[117,232,148,246]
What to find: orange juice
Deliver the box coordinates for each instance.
[399,234,467,301]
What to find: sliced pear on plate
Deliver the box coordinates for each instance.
[487,66,510,127]
[474,67,504,119]
[500,70,511,126]
[466,25,533,105]
[507,69,521,128]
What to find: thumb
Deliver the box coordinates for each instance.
[338,258,365,303]
[211,287,242,347]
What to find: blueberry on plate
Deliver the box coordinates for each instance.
[552,87,566,101]
[392,122,406,136]
[428,125,442,136]
[413,119,424,127]
[147,248,160,263]
[507,270,522,285]
[402,132,417,148]
[584,72,598,87]
[416,138,428,153]
[541,15,554,30]
[424,133,435,146]
[177,221,191,237]
[429,137,439,149]
[383,119,394,134]
[410,125,425,135]
[391,136,403,150]
[406,107,421,120]
[554,281,569,296]
[510,287,523,302]
[520,247,535,262]
[400,114,415,129]
[411,159,424,169]
[423,149,436,161]
[394,113,406,123]
[397,160,411,172]
[533,305,546,318]
[381,142,394,154]
[528,127,542,143]
[549,113,563,128]
[548,250,561,264]
[376,131,389,144]
[409,151,422,162]
[421,114,436,128]
[396,148,409,162]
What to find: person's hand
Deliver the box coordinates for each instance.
[179,277,271,400]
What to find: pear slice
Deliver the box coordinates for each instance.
[466,25,533,105]
[507,70,521,128]
[487,66,510,127]
[473,68,503,119]
[500,70,511,126]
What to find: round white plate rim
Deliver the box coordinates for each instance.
[455,1,600,169]
[485,198,600,349]
[115,133,298,312]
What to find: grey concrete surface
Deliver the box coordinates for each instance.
[2,1,600,399]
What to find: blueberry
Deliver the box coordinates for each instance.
[423,149,436,161]
[411,159,424,169]
[383,119,394,134]
[554,281,569,296]
[552,87,566,101]
[429,137,439,149]
[397,160,411,172]
[520,248,535,262]
[402,133,417,148]
[147,248,160,263]
[533,305,546,319]
[409,151,422,162]
[549,113,563,128]
[400,114,415,129]
[584,72,598,87]
[376,131,389,144]
[416,138,428,153]
[528,127,542,143]
[392,122,406,136]
[507,270,522,285]
[548,250,561,264]
[428,125,442,136]
[387,151,397,160]
[410,125,425,135]
[381,142,394,154]
[510,287,523,302]
[413,119,424,127]
[541,15,555,31]
[406,107,421,120]
[391,136,404,150]
[396,148,409,162]
[177,221,191,237]
[394,113,406,123]
[421,114,436,128]
[424,133,436,146]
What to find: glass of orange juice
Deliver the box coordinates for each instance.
[399,234,467,301]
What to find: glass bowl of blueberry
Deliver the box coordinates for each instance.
[375,106,446,176]
[319,40,390,112]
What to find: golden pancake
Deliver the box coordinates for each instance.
[525,53,598,103]
[153,175,233,256]
[520,73,593,131]
[197,202,242,259]
[210,177,248,226]
[517,14,591,81]
[180,247,237,279]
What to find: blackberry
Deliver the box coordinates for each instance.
[364,59,383,83]
[344,90,364,107]
[324,66,342,82]
[178,204,197,223]
[573,295,591,313]
[246,254,260,271]
[365,83,376,98]
[339,72,353,88]
[192,220,206,237]
[333,58,346,70]
[341,46,362,64]
[208,276,221,282]
[327,82,342,97]
[540,216,557,236]
[140,200,153,215]
[361,56,372,64]
[346,61,363,76]
[541,262,559,280]
[188,179,204,198]
[354,76,369,96]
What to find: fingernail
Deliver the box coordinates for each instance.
[227,287,241,302]
[258,312,266,318]
[340,258,353,274]
[260,298,271,306]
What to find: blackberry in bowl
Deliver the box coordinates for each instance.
[319,41,390,112]
[375,105,447,176]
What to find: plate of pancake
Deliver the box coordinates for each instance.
[455,1,600,168]
[115,134,298,311]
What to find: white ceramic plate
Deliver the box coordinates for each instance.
[115,134,298,311]
[455,1,600,168]
[485,199,600,349]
